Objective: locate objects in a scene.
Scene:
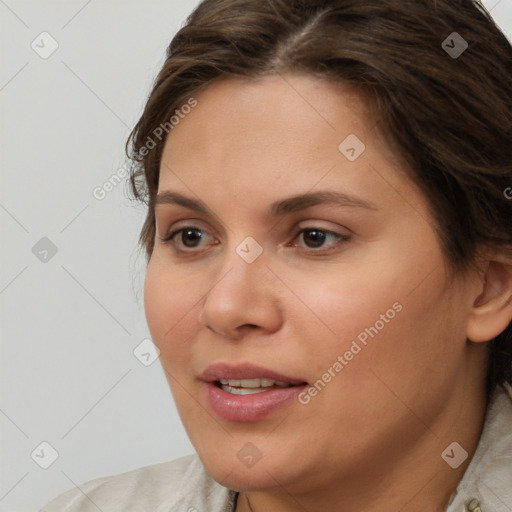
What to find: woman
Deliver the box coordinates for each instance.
[43,0,512,510]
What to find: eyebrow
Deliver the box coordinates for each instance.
[154,190,378,217]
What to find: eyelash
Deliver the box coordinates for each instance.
[158,226,350,255]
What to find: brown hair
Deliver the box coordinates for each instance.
[126,0,512,396]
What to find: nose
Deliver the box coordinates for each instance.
[198,248,283,340]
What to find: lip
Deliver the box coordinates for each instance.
[199,362,308,385]
[199,362,309,422]
[202,381,308,422]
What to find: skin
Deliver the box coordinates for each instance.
[144,73,512,511]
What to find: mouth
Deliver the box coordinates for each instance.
[213,378,304,395]
[200,361,308,390]
[200,362,309,421]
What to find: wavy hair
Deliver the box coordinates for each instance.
[126,0,512,397]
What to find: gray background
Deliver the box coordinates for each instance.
[1,1,511,510]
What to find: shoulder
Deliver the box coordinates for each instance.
[41,453,237,512]
[447,383,512,511]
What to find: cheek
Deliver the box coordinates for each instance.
[289,245,457,382]
[143,261,208,423]
[370,279,465,374]
[270,266,404,399]
[144,259,203,366]
[288,265,403,347]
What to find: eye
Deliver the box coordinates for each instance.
[159,226,215,252]
[291,227,349,252]
[158,225,349,255]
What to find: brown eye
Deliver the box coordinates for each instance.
[176,228,204,248]
[294,228,349,251]
[301,229,328,248]
[160,226,214,251]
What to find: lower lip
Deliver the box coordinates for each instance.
[203,382,307,422]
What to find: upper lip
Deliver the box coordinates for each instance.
[199,362,308,385]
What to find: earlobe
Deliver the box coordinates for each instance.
[466,258,512,343]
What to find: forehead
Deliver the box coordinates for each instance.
[157,73,422,220]
[162,73,377,165]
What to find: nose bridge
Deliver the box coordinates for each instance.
[211,235,268,299]
[199,235,281,335]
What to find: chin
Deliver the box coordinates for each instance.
[197,446,295,492]
[206,462,284,492]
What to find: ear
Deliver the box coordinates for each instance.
[466,253,512,343]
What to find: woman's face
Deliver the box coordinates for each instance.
[144,74,483,496]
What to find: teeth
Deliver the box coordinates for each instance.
[220,385,270,395]
[217,378,293,390]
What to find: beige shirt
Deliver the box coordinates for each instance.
[41,384,512,512]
